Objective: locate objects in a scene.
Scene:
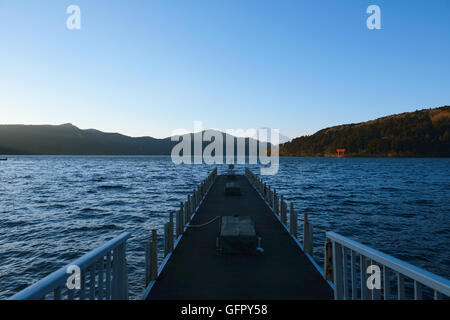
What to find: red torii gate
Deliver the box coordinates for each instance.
[336,149,346,157]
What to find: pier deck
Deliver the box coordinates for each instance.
[145,174,333,300]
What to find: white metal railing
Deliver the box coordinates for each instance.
[326,231,450,300]
[10,232,131,300]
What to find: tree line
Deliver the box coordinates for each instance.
[280,106,450,157]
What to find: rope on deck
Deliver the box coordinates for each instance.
[186,216,221,229]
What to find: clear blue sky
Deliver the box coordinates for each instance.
[1,0,449,139]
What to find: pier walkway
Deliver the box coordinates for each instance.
[144,174,333,300]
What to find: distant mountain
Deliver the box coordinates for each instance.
[0,124,269,156]
[256,127,291,144]
[280,106,450,157]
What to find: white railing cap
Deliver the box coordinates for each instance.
[10,232,131,300]
[326,231,450,296]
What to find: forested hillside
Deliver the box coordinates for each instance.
[280,106,450,157]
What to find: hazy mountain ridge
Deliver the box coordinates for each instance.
[0,124,268,155]
[280,106,450,157]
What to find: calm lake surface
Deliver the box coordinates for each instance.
[0,156,449,299]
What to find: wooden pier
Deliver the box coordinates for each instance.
[143,170,333,300]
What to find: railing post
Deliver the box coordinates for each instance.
[397,272,405,300]
[89,264,96,300]
[360,255,370,299]
[289,202,297,237]
[342,247,349,300]
[112,243,128,300]
[371,260,380,300]
[98,258,104,300]
[434,291,443,300]
[366,259,373,299]
[383,266,390,300]
[303,212,313,256]
[112,247,120,299]
[263,183,267,201]
[121,243,129,300]
[351,250,357,299]
[324,239,333,281]
[332,240,344,300]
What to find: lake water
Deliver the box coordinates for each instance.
[0,156,449,299]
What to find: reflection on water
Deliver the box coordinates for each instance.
[0,156,448,299]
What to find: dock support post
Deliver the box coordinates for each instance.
[193,190,197,213]
[184,201,189,224]
[280,195,287,225]
[289,202,297,238]
[187,195,191,217]
[146,229,158,285]
[195,187,198,207]
[176,209,180,238]
[273,190,278,215]
[176,204,184,237]
[201,182,204,198]
[268,187,272,207]
[150,230,158,281]
[169,213,174,252]
[164,223,170,257]
[196,187,199,206]
[303,212,314,256]
[270,189,273,208]
[180,202,184,234]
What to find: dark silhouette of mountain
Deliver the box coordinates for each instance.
[0,123,269,155]
[280,106,450,157]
